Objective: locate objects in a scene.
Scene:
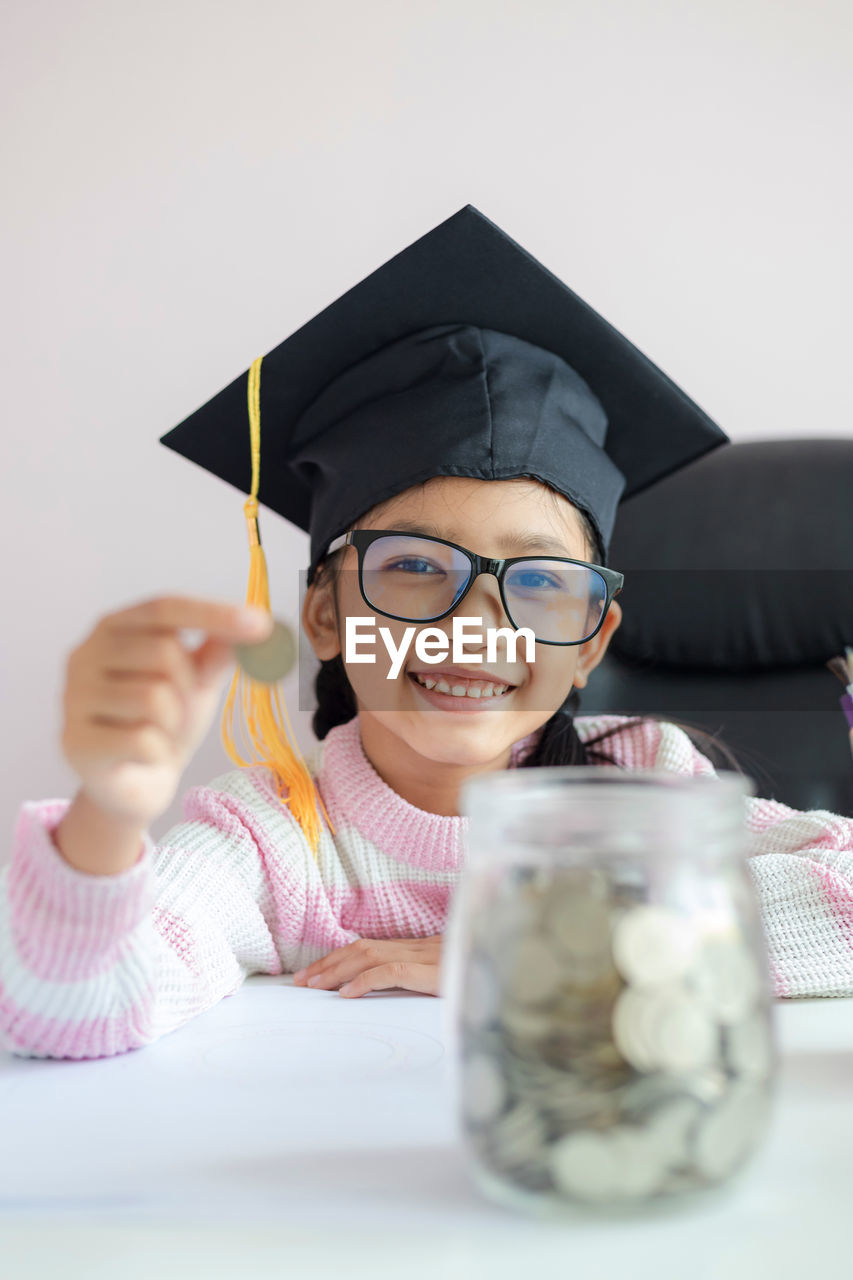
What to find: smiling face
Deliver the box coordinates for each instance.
[302,475,622,772]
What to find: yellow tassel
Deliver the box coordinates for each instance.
[220,355,333,857]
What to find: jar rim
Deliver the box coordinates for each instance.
[461,765,755,808]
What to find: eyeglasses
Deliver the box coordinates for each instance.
[325,529,624,646]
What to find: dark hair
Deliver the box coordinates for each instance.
[309,502,746,779]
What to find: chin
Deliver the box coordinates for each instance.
[379,706,529,768]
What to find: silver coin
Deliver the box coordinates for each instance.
[683,1069,730,1108]
[487,1100,549,1171]
[548,1124,667,1202]
[725,1015,774,1079]
[234,618,297,684]
[476,892,541,951]
[505,1056,600,1121]
[658,1169,701,1196]
[619,1071,719,1139]
[619,1072,676,1116]
[549,1130,620,1201]
[462,1053,508,1126]
[549,1036,626,1077]
[611,985,664,1072]
[504,936,563,1005]
[612,983,717,1074]
[652,993,718,1074]
[500,999,558,1042]
[607,1126,669,1198]
[689,935,761,1024]
[463,956,501,1031]
[544,873,611,958]
[612,904,697,987]
[645,1096,703,1166]
[542,1083,623,1131]
[692,1080,771,1181]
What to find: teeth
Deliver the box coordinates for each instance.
[412,673,511,699]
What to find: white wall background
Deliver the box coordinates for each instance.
[1,0,851,863]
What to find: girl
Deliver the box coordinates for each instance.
[3,206,853,1060]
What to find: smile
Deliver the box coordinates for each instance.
[409,672,513,699]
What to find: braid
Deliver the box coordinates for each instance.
[515,687,624,770]
[313,652,357,740]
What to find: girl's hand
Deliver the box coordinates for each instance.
[60,595,273,830]
[292,936,442,997]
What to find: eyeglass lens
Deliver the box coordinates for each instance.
[360,535,607,643]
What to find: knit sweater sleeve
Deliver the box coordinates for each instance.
[576,714,853,999]
[0,768,314,1060]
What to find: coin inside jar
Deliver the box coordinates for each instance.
[234,618,297,683]
[611,904,697,987]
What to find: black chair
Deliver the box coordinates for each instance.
[581,439,853,817]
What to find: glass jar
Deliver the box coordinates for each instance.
[443,766,777,1218]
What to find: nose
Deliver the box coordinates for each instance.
[454,570,512,632]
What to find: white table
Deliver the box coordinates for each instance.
[2,976,852,1279]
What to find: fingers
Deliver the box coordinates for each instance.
[87,631,196,698]
[100,595,273,643]
[188,636,243,686]
[339,963,440,998]
[66,598,270,731]
[70,673,188,738]
[68,597,272,702]
[293,939,379,989]
[63,716,174,769]
[58,595,274,830]
[292,938,442,997]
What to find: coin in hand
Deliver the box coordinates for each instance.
[234,618,297,684]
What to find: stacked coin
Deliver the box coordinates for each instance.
[457,864,776,1207]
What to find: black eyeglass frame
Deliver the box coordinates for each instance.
[325,528,624,647]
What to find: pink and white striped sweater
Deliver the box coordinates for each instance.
[2,714,853,1060]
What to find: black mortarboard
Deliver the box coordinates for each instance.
[160,204,728,576]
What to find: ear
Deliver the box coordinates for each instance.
[572,599,622,690]
[302,572,342,662]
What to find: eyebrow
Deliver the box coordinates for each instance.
[385,519,577,557]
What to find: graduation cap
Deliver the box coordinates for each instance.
[159,204,728,849]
